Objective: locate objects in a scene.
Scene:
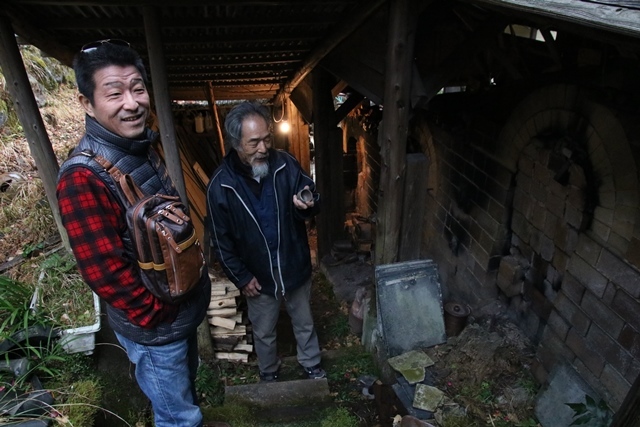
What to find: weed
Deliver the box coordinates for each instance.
[55,378,104,425]
[517,373,539,396]
[326,346,377,402]
[0,275,41,337]
[196,361,225,406]
[320,406,359,427]
[201,401,256,427]
[477,381,493,403]
[566,394,612,427]
[38,251,96,329]
[328,310,351,339]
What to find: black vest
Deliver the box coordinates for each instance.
[58,116,210,345]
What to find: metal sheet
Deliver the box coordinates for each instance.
[376,259,446,357]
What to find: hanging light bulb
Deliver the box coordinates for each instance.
[279,120,291,133]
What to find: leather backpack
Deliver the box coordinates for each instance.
[91,153,205,304]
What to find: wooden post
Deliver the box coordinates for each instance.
[142,6,188,205]
[398,153,428,261]
[288,99,310,174]
[312,68,344,259]
[610,372,640,427]
[0,15,69,250]
[207,81,225,157]
[374,0,418,265]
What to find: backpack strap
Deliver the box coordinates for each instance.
[73,150,145,206]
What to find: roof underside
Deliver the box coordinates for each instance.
[4,0,640,104]
[4,0,361,101]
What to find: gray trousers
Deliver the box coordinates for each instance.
[246,276,322,373]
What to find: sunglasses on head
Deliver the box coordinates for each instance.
[80,39,131,53]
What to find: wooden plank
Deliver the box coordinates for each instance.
[210,288,240,301]
[210,324,247,336]
[207,307,238,318]
[211,336,241,351]
[209,316,237,330]
[193,162,209,188]
[463,0,640,39]
[214,352,249,363]
[207,81,226,157]
[208,297,237,309]
[233,343,254,353]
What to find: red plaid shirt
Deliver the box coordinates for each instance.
[57,168,178,328]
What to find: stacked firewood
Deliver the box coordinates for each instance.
[207,272,253,363]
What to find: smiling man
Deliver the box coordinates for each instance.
[206,101,325,383]
[55,40,222,427]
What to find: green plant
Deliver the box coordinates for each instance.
[320,406,359,427]
[196,361,225,406]
[477,381,493,404]
[326,346,377,402]
[38,251,95,329]
[328,312,351,338]
[56,378,104,425]
[566,395,612,426]
[0,275,39,337]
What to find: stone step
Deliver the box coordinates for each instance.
[224,378,331,423]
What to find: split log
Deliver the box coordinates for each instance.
[208,298,236,309]
[209,316,237,330]
[211,336,240,351]
[214,352,249,363]
[210,324,246,336]
[233,343,253,353]
[210,289,240,301]
[206,307,238,318]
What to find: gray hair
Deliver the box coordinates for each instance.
[224,101,272,150]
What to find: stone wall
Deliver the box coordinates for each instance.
[417,84,640,411]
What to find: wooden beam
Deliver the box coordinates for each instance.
[206,82,226,157]
[312,67,344,259]
[170,85,276,101]
[143,6,188,205]
[275,0,386,101]
[2,7,75,66]
[0,15,69,251]
[334,92,364,125]
[43,15,337,30]
[460,0,640,40]
[374,0,418,265]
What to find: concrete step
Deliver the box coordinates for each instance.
[224,378,331,423]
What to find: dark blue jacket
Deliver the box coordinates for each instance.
[206,149,320,299]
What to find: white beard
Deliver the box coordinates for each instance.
[252,162,269,179]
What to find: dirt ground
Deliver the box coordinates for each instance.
[305,246,539,426]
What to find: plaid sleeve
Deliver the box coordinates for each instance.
[56,167,178,328]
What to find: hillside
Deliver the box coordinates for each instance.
[0,45,84,276]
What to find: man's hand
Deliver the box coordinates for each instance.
[293,185,315,210]
[242,277,262,297]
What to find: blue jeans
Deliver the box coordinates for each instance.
[115,331,202,427]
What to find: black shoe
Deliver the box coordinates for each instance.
[259,370,279,382]
[303,364,326,379]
